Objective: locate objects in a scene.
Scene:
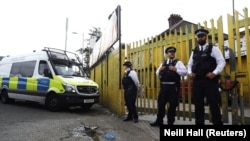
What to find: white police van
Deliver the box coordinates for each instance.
[0,47,99,111]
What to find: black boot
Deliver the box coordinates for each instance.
[150,121,163,127]
[123,117,133,121]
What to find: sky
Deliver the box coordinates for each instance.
[0,0,249,56]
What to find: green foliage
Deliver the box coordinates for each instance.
[76,27,102,69]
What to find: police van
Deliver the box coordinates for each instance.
[0,47,99,111]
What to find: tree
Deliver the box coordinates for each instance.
[76,27,102,70]
[88,27,102,38]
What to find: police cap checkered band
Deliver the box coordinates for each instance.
[123,61,132,66]
[195,29,209,36]
[165,46,176,53]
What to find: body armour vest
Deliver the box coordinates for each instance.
[122,70,135,89]
[191,44,216,78]
[159,59,180,83]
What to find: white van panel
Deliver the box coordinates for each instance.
[8,93,45,104]
[0,63,11,77]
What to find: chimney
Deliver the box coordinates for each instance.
[168,14,183,28]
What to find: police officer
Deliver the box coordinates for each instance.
[122,61,140,123]
[187,28,226,125]
[150,46,187,126]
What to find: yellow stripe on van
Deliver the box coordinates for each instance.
[9,77,18,89]
[26,78,35,91]
[0,77,2,87]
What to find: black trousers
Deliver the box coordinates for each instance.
[156,84,179,124]
[193,78,223,125]
[124,85,138,119]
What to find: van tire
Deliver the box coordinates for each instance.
[1,90,11,104]
[45,94,61,112]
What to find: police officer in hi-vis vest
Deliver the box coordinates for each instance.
[187,28,226,125]
[150,46,187,126]
[122,61,140,123]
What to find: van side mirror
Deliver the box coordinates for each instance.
[44,69,53,78]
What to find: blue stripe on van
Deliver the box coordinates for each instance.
[2,77,9,88]
[18,77,27,90]
[37,78,50,91]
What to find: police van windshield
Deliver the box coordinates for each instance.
[53,62,87,77]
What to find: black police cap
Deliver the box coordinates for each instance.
[123,61,132,67]
[165,46,176,53]
[195,29,209,36]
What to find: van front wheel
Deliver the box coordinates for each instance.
[1,90,11,104]
[45,94,61,112]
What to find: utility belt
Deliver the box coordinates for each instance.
[194,74,219,81]
[194,74,207,80]
[124,84,136,89]
[161,81,176,85]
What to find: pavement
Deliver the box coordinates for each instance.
[1,101,249,141]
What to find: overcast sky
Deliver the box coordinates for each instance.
[0,0,249,56]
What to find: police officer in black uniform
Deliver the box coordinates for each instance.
[187,28,226,125]
[150,47,187,126]
[122,61,140,123]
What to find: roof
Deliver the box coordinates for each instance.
[159,19,228,40]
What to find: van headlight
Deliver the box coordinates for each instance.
[63,83,76,92]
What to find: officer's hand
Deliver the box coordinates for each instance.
[206,72,216,79]
[189,73,196,79]
[160,66,166,71]
[168,66,176,71]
